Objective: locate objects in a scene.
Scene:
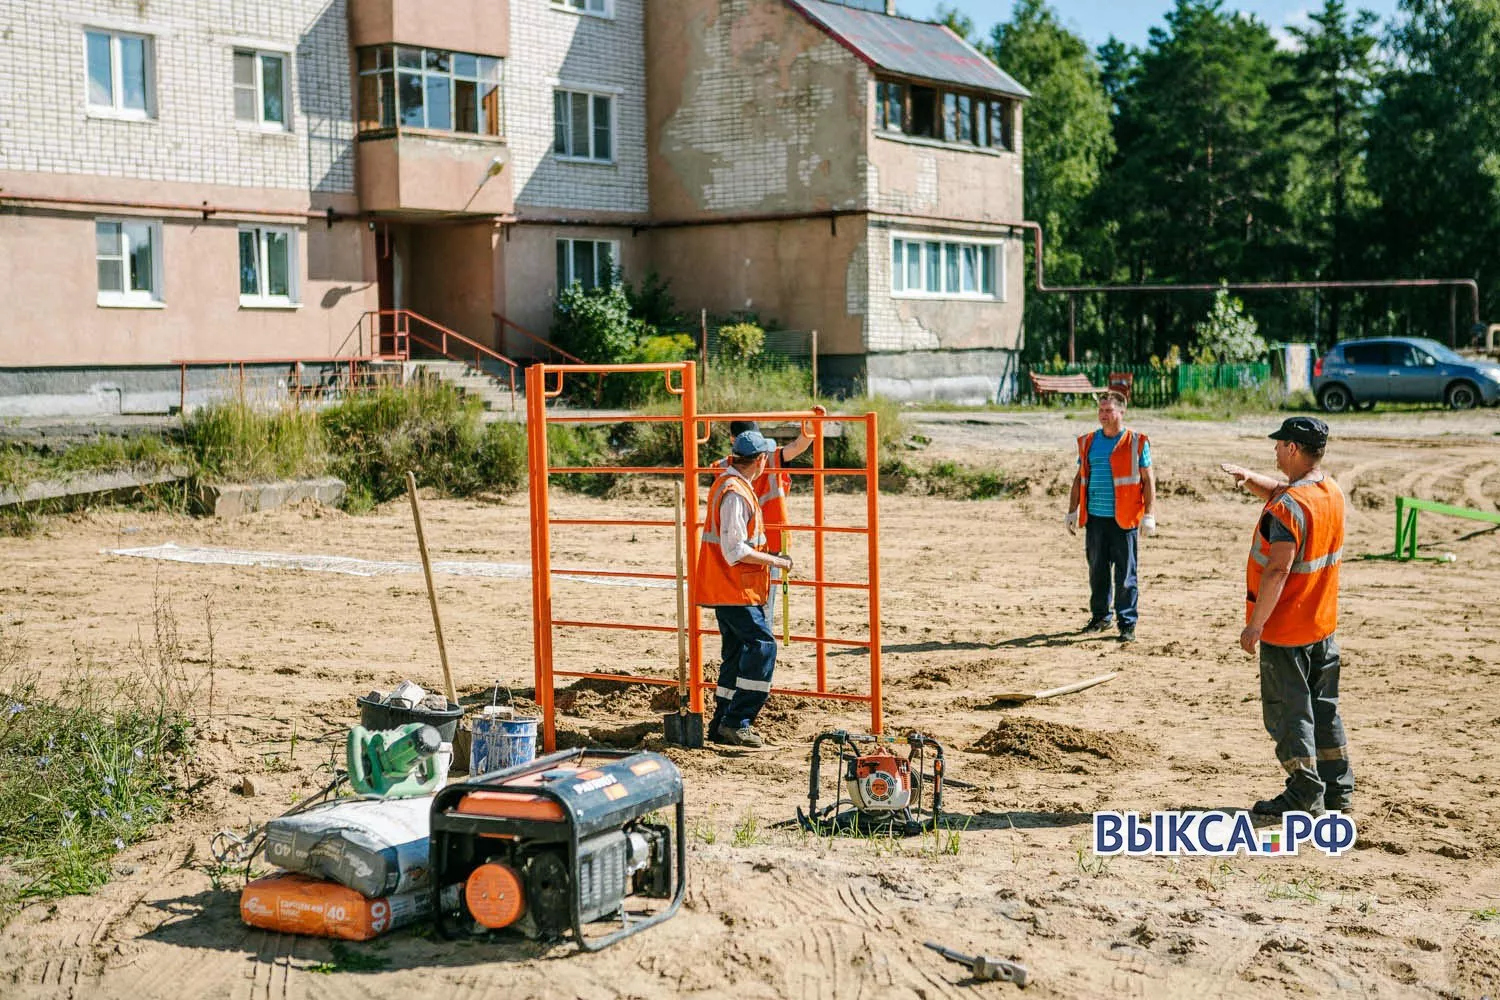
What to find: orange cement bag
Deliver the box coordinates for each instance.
[239,872,445,941]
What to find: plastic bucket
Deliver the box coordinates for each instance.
[356,695,464,744]
[470,708,538,774]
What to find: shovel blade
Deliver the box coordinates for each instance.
[663,710,705,748]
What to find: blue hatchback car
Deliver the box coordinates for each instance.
[1312,337,1500,412]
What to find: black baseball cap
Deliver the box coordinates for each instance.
[1269,416,1329,448]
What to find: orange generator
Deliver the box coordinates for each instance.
[430,747,684,951]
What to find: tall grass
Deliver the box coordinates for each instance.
[0,605,197,922]
[320,380,526,509]
[184,400,325,482]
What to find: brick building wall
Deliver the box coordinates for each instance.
[0,0,353,194]
[506,0,648,215]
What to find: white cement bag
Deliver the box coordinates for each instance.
[263,795,432,898]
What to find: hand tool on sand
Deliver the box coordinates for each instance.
[924,941,1030,986]
[663,481,704,747]
[988,671,1117,706]
[406,471,458,707]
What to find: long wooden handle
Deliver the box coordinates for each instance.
[674,481,688,701]
[407,471,457,706]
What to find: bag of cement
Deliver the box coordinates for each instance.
[240,872,458,941]
[263,795,432,898]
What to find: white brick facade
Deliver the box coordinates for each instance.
[0,0,353,194]
[506,0,647,215]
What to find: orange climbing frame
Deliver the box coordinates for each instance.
[526,361,883,752]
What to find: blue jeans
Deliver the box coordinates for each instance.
[709,604,777,732]
[1085,517,1139,630]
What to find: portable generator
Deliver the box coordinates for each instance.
[796,730,945,836]
[429,747,685,952]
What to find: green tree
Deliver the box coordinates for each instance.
[1367,0,1500,339]
[934,3,977,41]
[1276,0,1380,344]
[1092,0,1292,359]
[988,0,1115,361]
[1191,285,1267,362]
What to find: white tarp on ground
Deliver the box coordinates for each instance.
[105,542,672,589]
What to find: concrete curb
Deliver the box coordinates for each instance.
[194,477,347,518]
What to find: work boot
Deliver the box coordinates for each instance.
[715,724,765,748]
[1324,793,1353,813]
[1080,617,1112,634]
[1251,792,1325,818]
[1118,627,1137,644]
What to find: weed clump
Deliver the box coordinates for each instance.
[0,609,198,923]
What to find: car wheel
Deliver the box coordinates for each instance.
[1446,381,1479,410]
[1318,384,1353,413]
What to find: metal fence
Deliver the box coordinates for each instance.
[1019,362,1272,407]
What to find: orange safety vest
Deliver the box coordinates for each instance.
[717,450,791,552]
[696,471,770,606]
[1245,476,1344,646]
[1076,429,1149,529]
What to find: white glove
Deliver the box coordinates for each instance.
[1142,514,1157,537]
[1065,509,1079,535]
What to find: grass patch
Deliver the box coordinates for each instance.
[1160,383,1311,421]
[309,941,391,974]
[184,400,324,483]
[0,616,196,923]
[320,381,525,509]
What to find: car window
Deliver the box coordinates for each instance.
[1411,338,1466,363]
[1393,344,1430,367]
[1342,343,1393,365]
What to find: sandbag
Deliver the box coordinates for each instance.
[263,795,431,898]
[239,872,451,941]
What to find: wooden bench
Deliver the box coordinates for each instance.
[1029,372,1105,402]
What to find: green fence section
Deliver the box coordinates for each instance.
[1175,362,1271,394]
[1020,362,1272,407]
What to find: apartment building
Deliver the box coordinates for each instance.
[0,0,1027,412]
[646,0,1029,400]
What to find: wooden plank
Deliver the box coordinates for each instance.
[988,672,1118,705]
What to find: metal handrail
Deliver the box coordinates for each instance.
[364,308,521,403]
[171,354,395,412]
[493,312,585,365]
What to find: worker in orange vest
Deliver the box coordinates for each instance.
[697,430,795,748]
[1221,416,1352,816]
[722,407,824,616]
[1066,390,1156,643]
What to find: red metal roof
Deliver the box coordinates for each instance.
[786,0,1030,99]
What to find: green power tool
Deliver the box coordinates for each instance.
[346,723,444,797]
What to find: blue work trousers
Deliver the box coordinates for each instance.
[708,603,777,733]
[1085,516,1139,630]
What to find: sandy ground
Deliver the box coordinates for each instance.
[1,407,1499,999]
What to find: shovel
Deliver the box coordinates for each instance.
[663,480,704,747]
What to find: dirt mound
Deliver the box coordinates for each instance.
[971,717,1152,772]
[553,676,656,717]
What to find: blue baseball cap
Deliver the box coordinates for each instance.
[731,429,777,458]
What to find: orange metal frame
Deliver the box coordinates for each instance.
[526,361,883,752]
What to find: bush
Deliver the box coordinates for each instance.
[718,322,765,364]
[603,333,698,407]
[319,381,525,508]
[552,281,649,365]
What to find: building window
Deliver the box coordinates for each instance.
[234,50,288,128]
[357,46,503,136]
[553,90,613,162]
[239,226,298,306]
[85,29,153,117]
[556,239,618,292]
[876,80,904,131]
[876,76,1014,151]
[551,0,612,15]
[96,220,162,305]
[891,236,1001,300]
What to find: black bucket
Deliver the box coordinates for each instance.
[356,694,464,743]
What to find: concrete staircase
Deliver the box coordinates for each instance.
[412,358,523,417]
